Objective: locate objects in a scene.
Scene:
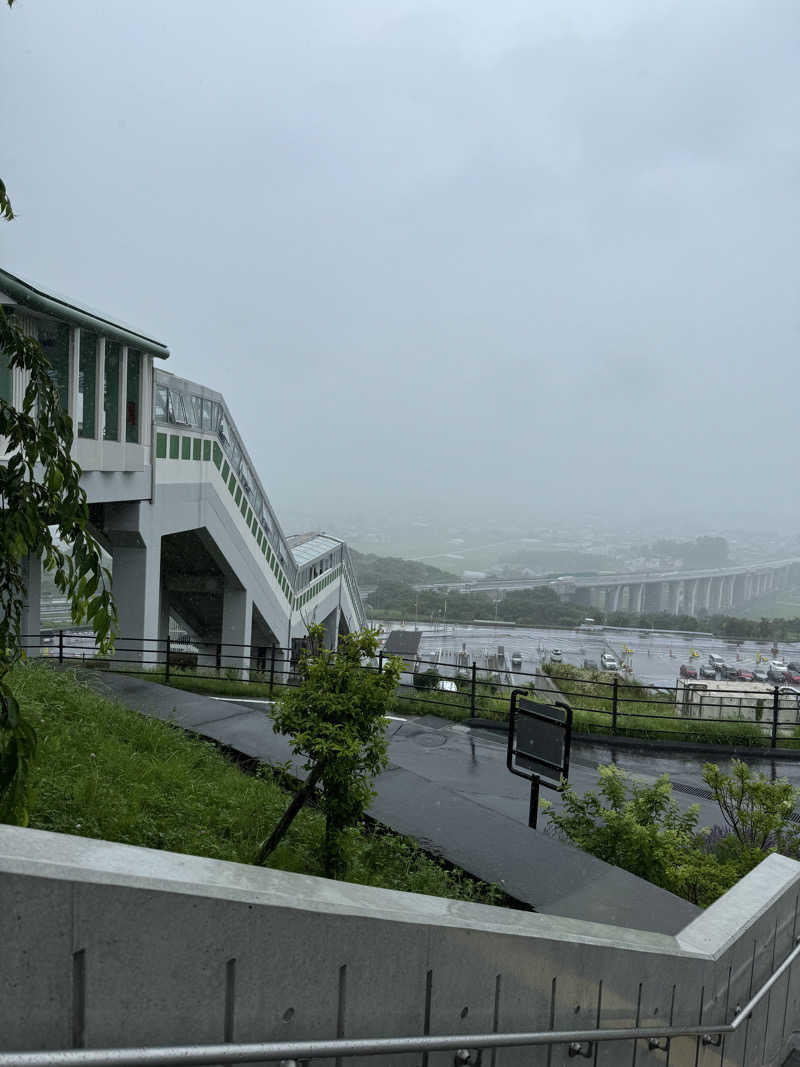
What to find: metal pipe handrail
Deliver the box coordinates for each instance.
[3,937,798,1066]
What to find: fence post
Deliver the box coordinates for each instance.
[215,643,222,676]
[269,644,276,698]
[165,635,171,682]
[612,677,619,735]
[58,629,64,664]
[772,686,780,750]
[470,662,477,715]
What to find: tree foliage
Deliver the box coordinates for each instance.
[544,761,800,907]
[255,625,400,877]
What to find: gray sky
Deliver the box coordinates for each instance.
[3,0,798,532]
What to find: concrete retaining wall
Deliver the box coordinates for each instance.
[1,826,800,1065]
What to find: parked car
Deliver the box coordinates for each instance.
[550,649,563,662]
[699,664,718,679]
[768,665,787,683]
[511,652,523,670]
[785,670,800,685]
[736,668,755,682]
[600,652,619,671]
[721,665,741,681]
[708,654,726,671]
[787,662,800,673]
[679,664,698,679]
[753,668,769,683]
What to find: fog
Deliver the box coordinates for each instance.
[2,0,798,533]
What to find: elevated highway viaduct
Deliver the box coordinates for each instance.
[0,268,365,670]
[410,561,800,616]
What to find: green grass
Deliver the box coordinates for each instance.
[10,663,505,905]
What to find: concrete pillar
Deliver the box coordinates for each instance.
[628,583,644,614]
[106,502,162,666]
[686,579,698,617]
[321,606,339,650]
[221,583,252,678]
[113,543,162,665]
[668,581,682,615]
[19,554,42,657]
[710,576,723,611]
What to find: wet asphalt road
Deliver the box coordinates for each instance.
[85,670,701,931]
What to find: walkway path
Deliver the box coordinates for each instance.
[83,670,699,935]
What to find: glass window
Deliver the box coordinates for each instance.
[126,349,141,443]
[218,412,230,447]
[104,341,121,439]
[190,395,202,427]
[77,331,97,438]
[154,384,169,422]
[202,398,213,430]
[39,322,70,414]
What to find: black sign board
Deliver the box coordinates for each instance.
[506,689,572,828]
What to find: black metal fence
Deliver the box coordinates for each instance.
[20,631,800,750]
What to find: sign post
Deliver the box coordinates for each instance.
[506,689,572,829]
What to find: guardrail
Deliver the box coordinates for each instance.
[23,632,800,750]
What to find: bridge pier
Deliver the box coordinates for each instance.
[104,502,163,666]
[321,605,341,651]
[221,584,253,679]
[628,582,644,613]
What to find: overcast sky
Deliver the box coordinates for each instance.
[2,0,798,533]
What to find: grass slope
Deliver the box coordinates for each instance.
[12,663,504,905]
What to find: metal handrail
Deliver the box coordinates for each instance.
[3,936,799,1066]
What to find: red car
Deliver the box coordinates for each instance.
[679,664,698,679]
[736,668,754,682]
[784,670,800,685]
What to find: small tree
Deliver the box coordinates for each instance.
[703,760,800,853]
[543,764,702,890]
[255,625,400,878]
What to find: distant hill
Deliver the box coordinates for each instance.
[351,550,457,587]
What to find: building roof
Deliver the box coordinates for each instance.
[384,630,422,657]
[288,533,342,566]
[0,267,170,359]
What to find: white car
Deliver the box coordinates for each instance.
[600,653,619,671]
[550,649,563,662]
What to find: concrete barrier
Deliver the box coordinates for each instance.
[1,825,799,1065]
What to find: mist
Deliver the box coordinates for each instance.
[2,0,798,534]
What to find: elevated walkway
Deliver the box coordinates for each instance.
[0,270,365,660]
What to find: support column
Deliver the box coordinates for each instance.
[113,544,161,665]
[711,576,724,611]
[19,554,42,657]
[629,583,644,614]
[221,583,252,678]
[668,581,682,615]
[106,501,162,665]
[686,579,698,617]
[321,606,339,650]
